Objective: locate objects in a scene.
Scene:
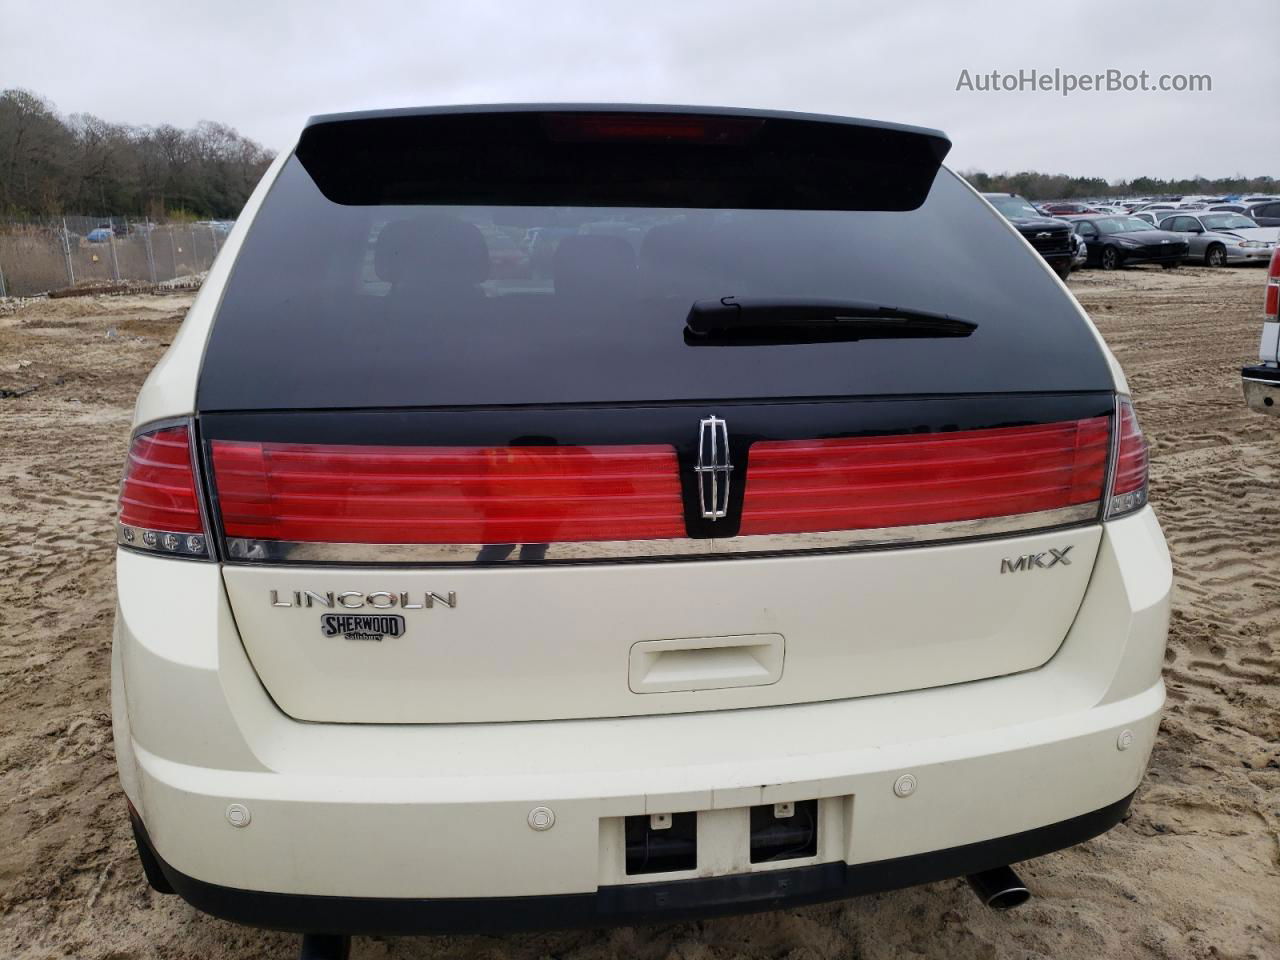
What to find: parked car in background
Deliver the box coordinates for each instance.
[1041,202,1099,216]
[1242,247,1280,415]
[1066,215,1189,270]
[1243,200,1280,227]
[982,192,1076,278]
[86,227,113,243]
[1208,203,1249,214]
[1131,211,1163,227]
[195,219,235,234]
[1158,212,1279,266]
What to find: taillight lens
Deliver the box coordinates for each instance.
[1107,398,1149,518]
[117,423,210,557]
[1265,248,1280,319]
[739,416,1110,535]
[210,441,685,545]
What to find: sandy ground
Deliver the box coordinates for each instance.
[1,268,1277,959]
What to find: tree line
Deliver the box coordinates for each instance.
[0,89,274,220]
[2,87,1273,216]
[960,169,1276,201]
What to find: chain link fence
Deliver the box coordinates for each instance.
[0,215,232,297]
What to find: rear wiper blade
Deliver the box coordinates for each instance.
[684,296,977,345]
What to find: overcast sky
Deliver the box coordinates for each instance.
[3,0,1276,181]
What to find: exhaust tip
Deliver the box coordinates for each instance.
[966,865,1031,910]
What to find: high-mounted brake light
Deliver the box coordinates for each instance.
[1265,248,1280,319]
[1106,398,1149,518]
[739,417,1111,535]
[117,423,210,558]
[210,441,685,546]
[542,112,764,145]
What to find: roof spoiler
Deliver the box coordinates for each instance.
[297,104,951,211]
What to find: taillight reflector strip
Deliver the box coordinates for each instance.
[211,441,686,544]
[739,417,1110,536]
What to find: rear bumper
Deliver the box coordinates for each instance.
[131,793,1135,935]
[1224,246,1276,263]
[113,508,1171,929]
[1243,365,1280,416]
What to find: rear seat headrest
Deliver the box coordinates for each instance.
[640,221,717,270]
[553,235,636,297]
[374,214,490,286]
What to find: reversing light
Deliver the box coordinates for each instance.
[1106,398,1149,519]
[117,422,210,558]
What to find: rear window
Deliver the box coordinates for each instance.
[198,110,1111,411]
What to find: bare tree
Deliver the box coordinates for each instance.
[0,88,273,219]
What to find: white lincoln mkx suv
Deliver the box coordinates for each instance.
[113,104,1171,959]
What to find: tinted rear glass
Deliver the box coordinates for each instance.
[198,118,1111,411]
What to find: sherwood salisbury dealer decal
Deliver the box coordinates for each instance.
[266,590,457,642]
[320,613,406,642]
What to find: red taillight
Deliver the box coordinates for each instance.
[1107,399,1149,517]
[118,424,210,557]
[1265,249,1280,319]
[739,417,1110,535]
[211,442,685,545]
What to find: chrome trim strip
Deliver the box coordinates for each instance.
[1102,395,1123,521]
[129,414,194,441]
[223,503,1100,565]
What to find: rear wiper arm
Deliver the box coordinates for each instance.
[684,296,977,345]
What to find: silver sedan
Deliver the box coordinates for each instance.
[1158,212,1280,266]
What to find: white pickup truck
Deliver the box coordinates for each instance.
[1243,247,1280,415]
